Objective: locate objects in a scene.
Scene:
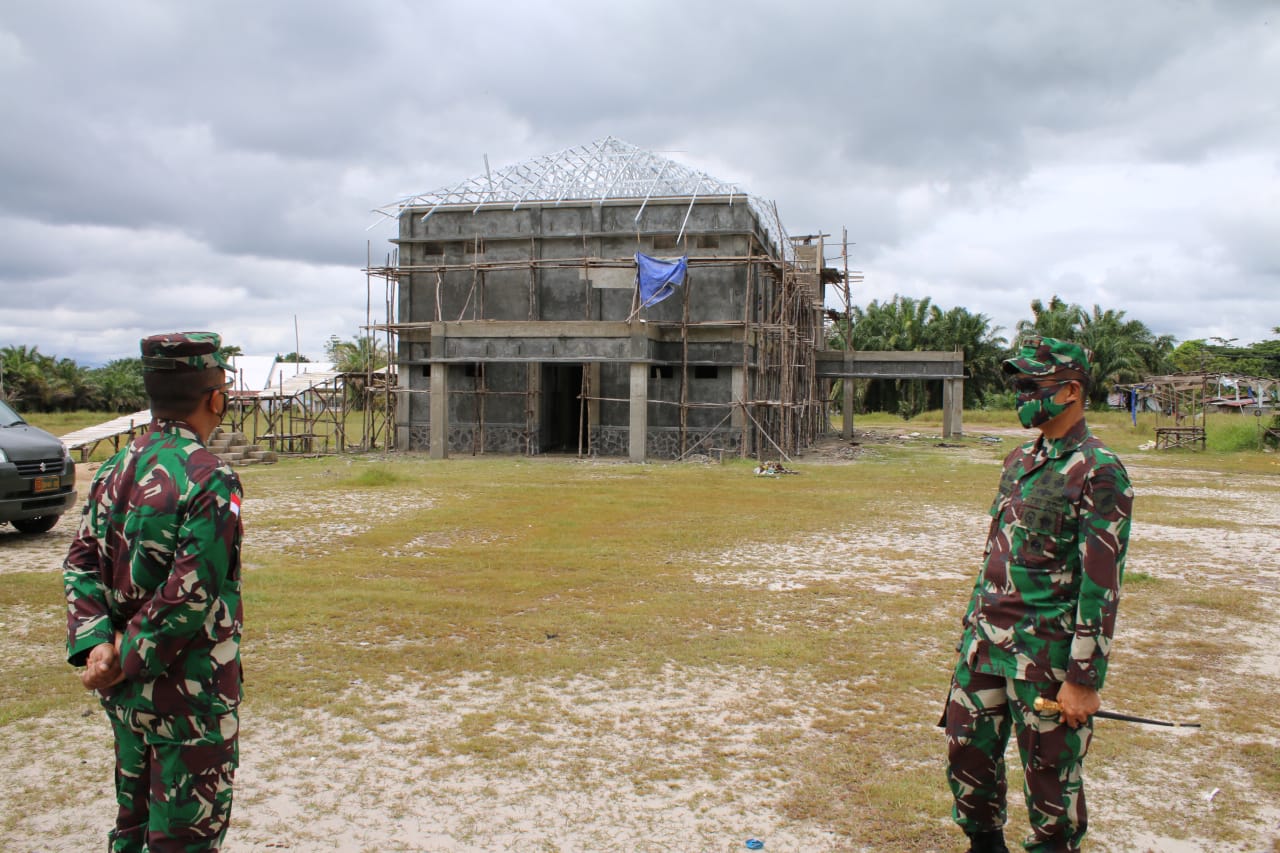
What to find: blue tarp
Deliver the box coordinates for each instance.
[635,252,688,308]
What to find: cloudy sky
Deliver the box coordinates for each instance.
[1,1,1276,365]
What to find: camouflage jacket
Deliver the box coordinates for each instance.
[64,420,243,717]
[959,418,1133,690]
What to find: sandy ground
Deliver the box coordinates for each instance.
[2,446,1279,851]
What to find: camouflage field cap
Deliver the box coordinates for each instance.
[1002,335,1092,381]
[140,332,234,373]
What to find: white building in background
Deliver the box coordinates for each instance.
[263,360,336,394]
[228,356,336,393]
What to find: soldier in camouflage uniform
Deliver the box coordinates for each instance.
[945,336,1133,853]
[64,332,244,853]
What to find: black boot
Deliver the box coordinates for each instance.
[966,828,1010,853]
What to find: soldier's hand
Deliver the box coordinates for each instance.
[1055,681,1100,729]
[81,640,125,691]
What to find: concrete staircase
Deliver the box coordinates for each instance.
[208,428,278,467]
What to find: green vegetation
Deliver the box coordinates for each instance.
[827,295,1009,416]
[1207,417,1268,452]
[7,415,1277,848]
[1171,335,1280,377]
[1014,296,1178,406]
[0,346,146,413]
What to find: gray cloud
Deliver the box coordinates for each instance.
[0,0,1275,365]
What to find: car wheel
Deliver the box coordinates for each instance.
[12,515,60,534]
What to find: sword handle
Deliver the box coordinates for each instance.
[1034,696,1200,728]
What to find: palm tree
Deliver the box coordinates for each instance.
[1015,299,1173,405]
[827,296,1005,416]
[90,359,147,412]
[325,335,389,410]
[1016,296,1082,343]
[325,334,388,374]
[925,305,1008,408]
[0,345,53,408]
[46,357,93,411]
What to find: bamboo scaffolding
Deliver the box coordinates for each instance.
[365,241,824,460]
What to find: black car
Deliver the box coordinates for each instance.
[0,399,77,534]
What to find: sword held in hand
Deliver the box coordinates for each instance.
[1033,696,1201,728]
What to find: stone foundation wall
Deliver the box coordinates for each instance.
[589,426,743,459]
[410,423,743,459]
[406,423,536,455]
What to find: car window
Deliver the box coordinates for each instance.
[0,399,25,427]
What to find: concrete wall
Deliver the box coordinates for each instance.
[394,197,784,457]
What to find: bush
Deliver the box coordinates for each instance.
[980,389,1016,411]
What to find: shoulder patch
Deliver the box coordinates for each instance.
[1092,480,1119,516]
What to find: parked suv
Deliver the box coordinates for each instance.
[0,399,77,534]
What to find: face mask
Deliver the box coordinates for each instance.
[1015,382,1069,428]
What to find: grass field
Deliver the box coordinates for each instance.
[2,411,1278,850]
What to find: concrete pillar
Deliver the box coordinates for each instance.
[395,376,410,451]
[429,363,448,459]
[629,362,648,462]
[731,366,746,435]
[587,362,601,452]
[942,377,964,438]
[842,352,855,440]
[527,362,542,455]
[842,378,855,440]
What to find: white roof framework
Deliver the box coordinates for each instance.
[375,137,792,259]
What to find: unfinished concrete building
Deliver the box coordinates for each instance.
[370,137,831,461]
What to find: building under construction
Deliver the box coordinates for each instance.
[368,137,833,461]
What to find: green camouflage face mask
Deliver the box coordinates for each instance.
[1016,382,1070,428]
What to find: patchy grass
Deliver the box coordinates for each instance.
[3,418,1278,851]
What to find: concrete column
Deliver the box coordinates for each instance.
[527,362,542,455]
[629,362,648,462]
[942,378,964,438]
[429,362,448,458]
[587,362,601,451]
[842,378,855,440]
[731,366,746,434]
[395,374,410,451]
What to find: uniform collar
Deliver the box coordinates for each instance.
[152,419,205,445]
[1034,417,1089,460]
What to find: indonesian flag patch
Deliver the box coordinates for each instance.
[230,493,241,517]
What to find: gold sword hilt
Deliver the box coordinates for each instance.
[1033,696,1201,727]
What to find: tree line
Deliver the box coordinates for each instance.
[0,335,388,414]
[2,313,1274,416]
[826,294,1278,419]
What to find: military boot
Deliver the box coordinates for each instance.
[965,828,1010,853]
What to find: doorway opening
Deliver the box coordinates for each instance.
[541,363,585,453]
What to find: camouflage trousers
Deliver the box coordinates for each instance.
[945,660,1093,852]
[102,701,239,853]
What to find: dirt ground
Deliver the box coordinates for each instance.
[3,439,1279,852]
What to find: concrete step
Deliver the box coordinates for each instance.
[210,431,280,466]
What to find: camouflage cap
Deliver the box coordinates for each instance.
[1002,335,1092,381]
[140,332,234,373]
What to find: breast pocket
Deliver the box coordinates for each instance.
[1011,500,1066,569]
